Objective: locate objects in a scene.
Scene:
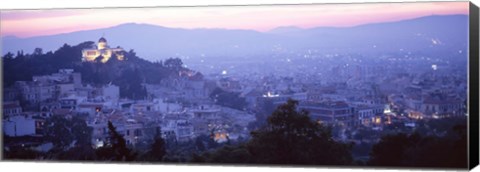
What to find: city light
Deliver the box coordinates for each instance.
[262,91,280,98]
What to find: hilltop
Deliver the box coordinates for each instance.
[2,41,191,100]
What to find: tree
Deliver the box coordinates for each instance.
[44,116,75,149]
[44,116,92,149]
[33,48,43,55]
[194,135,207,152]
[96,121,136,161]
[149,135,167,160]
[249,98,276,130]
[162,140,197,163]
[4,146,43,160]
[164,57,183,70]
[140,133,167,162]
[70,117,93,147]
[210,87,247,110]
[247,99,353,165]
[192,145,253,164]
[54,145,96,161]
[41,116,96,160]
[114,68,147,100]
[2,52,14,59]
[368,126,467,168]
[368,133,412,167]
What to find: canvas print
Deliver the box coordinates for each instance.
[0,1,472,169]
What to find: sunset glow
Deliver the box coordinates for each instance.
[0,2,469,38]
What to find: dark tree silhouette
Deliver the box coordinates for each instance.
[247,99,353,165]
[96,121,136,161]
[192,145,253,164]
[33,48,43,55]
[368,133,412,167]
[3,147,43,160]
[210,87,247,110]
[164,57,183,70]
[141,132,167,162]
[150,135,167,160]
[193,99,353,165]
[44,116,91,149]
[194,136,207,152]
[368,124,467,168]
[249,98,276,130]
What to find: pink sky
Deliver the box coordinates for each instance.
[0,1,469,38]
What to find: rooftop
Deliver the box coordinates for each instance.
[300,101,350,109]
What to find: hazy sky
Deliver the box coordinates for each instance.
[0,1,469,38]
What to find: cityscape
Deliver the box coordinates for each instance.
[1,2,470,168]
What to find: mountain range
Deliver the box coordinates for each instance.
[1,14,468,62]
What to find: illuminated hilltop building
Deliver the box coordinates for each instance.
[82,37,124,63]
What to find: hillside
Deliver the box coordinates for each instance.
[2,41,189,100]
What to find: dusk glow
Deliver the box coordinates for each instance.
[0,2,469,38]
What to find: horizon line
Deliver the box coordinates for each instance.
[1,13,469,39]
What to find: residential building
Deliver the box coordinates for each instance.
[3,115,36,137]
[3,101,22,118]
[299,101,355,127]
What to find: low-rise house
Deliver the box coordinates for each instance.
[190,104,221,120]
[121,120,144,145]
[299,101,355,128]
[356,105,376,127]
[87,120,109,148]
[176,120,194,142]
[39,102,61,118]
[59,95,86,110]
[421,94,465,118]
[3,101,23,118]
[3,115,36,137]
[15,81,55,104]
[77,103,104,117]
[241,88,263,110]
[3,87,20,102]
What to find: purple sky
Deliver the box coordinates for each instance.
[0,1,469,38]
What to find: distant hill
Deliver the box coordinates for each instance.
[1,15,468,62]
[268,26,304,34]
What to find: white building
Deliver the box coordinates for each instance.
[154,99,183,113]
[262,92,307,106]
[3,101,22,118]
[77,103,104,116]
[175,120,194,142]
[59,95,86,110]
[3,115,36,137]
[82,37,124,63]
[299,101,355,127]
[355,105,383,126]
[102,84,120,101]
[57,83,75,98]
[15,81,55,104]
[190,104,221,120]
[13,69,82,105]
